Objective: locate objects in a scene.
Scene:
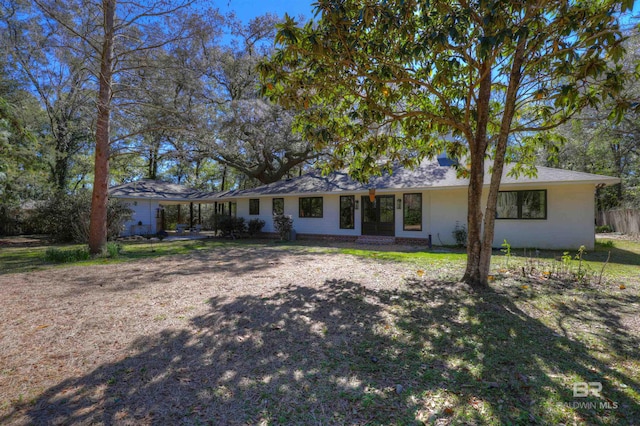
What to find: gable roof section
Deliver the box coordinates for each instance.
[220,160,620,198]
[108,179,212,202]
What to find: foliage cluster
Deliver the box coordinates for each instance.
[31,192,132,243]
[247,218,266,236]
[206,215,265,238]
[44,247,90,263]
[596,224,614,233]
[44,241,122,263]
[214,215,247,238]
[452,222,467,248]
[273,214,293,240]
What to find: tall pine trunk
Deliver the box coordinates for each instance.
[88,0,115,255]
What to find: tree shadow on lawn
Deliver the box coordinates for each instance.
[6,278,639,425]
[55,246,316,296]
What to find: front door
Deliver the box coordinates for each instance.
[361,195,395,236]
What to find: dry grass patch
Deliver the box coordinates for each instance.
[0,243,638,425]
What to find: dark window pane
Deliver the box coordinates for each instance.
[362,197,376,223]
[497,190,546,220]
[299,197,323,218]
[403,193,422,231]
[522,190,546,219]
[379,197,394,223]
[340,196,354,229]
[497,192,518,219]
[272,198,284,215]
[249,199,260,215]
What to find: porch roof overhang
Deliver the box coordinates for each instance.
[108,179,220,203]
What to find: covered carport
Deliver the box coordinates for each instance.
[108,179,223,236]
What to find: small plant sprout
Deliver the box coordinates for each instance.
[575,245,587,283]
[501,239,512,268]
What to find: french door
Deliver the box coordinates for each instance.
[361,195,395,236]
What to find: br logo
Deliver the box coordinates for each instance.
[573,382,602,398]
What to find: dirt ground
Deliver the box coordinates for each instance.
[1,241,638,425]
[0,245,417,425]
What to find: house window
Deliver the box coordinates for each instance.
[299,197,323,218]
[403,193,422,231]
[229,202,237,218]
[273,198,284,215]
[496,190,547,219]
[340,196,355,229]
[249,199,260,215]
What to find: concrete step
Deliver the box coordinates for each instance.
[355,235,396,245]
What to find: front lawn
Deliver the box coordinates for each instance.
[0,237,638,424]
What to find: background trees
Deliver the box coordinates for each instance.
[190,14,322,185]
[0,1,319,243]
[1,0,638,278]
[545,31,640,210]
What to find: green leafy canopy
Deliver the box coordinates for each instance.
[260,0,631,180]
[261,0,632,286]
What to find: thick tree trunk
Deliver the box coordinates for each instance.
[465,32,527,286]
[88,0,115,255]
[462,155,486,287]
[462,61,492,288]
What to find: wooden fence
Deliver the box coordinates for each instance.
[597,209,640,235]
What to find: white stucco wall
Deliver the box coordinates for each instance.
[428,184,596,249]
[491,184,596,250]
[428,188,468,245]
[238,195,362,236]
[232,183,597,249]
[120,198,159,236]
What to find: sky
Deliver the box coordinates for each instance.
[221,0,316,23]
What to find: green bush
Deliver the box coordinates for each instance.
[248,218,266,236]
[31,191,132,243]
[217,215,246,237]
[452,221,467,247]
[45,247,90,263]
[596,225,614,233]
[273,215,293,240]
[209,213,224,235]
[0,204,20,236]
[106,242,123,258]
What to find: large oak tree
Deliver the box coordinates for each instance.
[261,0,632,287]
[193,14,322,184]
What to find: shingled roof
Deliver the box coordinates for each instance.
[219,160,620,198]
[108,161,620,202]
[108,179,213,202]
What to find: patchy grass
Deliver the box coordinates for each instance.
[1,236,638,284]
[0,243,638,425]
[0,238,260,275]
[488,237,640,282]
